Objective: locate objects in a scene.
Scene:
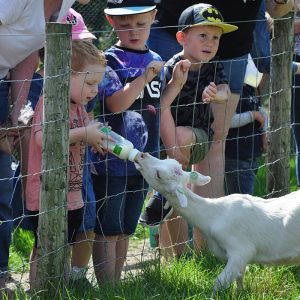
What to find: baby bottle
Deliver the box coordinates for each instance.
[99,127,140,162]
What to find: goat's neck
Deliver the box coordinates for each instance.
[166,188,220,232]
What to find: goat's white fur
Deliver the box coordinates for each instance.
[135,153,300,294]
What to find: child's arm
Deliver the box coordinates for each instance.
[202,83,230,103]
[34,122,110,155]
[106,60,164,113]
[230,110,266,129]
[161,60,191,108]
[160,60,191,167]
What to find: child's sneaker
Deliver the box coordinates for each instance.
[140,192,173,226]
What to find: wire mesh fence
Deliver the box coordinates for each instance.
[0,1,298,299]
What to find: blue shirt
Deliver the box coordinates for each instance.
[92,45,164,177]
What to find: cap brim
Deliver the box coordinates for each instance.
[104,6,156,16]
[73,32,97,40]
[190,22,238,34]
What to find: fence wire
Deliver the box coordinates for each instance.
[0,2,297,298]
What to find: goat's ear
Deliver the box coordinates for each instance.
[188,171,211,186]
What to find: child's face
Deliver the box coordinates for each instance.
[178,25,222,63]
[107,11,156,51]
[70,63,105,105]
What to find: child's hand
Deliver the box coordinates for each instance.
[86,122,112,155]
[202,82,217,103]
[143,61,164,83]
[253,111,265,128]
[171,59,191,87]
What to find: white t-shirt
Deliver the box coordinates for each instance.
[57,0,76,22]
[0,0,76,79]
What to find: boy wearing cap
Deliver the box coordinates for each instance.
[140,3,238,257]
[91,0,164,284]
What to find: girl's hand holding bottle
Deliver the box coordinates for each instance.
[86,122,113,155]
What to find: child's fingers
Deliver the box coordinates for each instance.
[180,59,191,72]
[203,97,211,103]
[208,85,217,94]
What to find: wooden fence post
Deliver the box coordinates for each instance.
[267,12,294,197]
[36,22,71,295]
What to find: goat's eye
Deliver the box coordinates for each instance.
[156,170,161,179]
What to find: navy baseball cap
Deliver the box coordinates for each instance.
[104,0,156,16]
[178,4,238,34]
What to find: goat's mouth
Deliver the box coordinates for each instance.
[133,152,145,171]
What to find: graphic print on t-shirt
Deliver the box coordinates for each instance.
[93,46,164,177]
[69,111,85,192]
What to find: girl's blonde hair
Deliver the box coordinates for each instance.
[71,40,106,72]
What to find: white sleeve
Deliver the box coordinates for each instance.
[230,111,254,128]
[0,0,28,25]
[57,0,76,21]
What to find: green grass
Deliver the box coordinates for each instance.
[254,155,298,197]
[10,251,300,299]
[9,227,34,273]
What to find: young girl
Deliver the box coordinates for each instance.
[25,40,108,289]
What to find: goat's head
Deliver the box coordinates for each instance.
[134,152,210,200]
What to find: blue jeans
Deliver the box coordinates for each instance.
[222,54,248,94]
[292,55,300,185]
[0,78,9,125]
[225,158,259,195]
[0,78,13,274]
[251,0,271,74]
[147,24,182,62]
[0,151,13,274]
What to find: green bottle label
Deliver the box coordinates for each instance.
[100,127,111,134]
[113,145,122,155]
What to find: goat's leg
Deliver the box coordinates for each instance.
[212,256,248,296]
[236,266,246,290]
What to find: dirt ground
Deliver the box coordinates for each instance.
[7,239,158,292]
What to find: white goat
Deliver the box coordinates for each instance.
[134,152,300,294]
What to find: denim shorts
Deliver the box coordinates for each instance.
[225,158,259,195]
[221,54,248,94]
[92,174,148,236]
[189,127,210,165]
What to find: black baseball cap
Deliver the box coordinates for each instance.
[178,3,238,34]
[104,0,156,16]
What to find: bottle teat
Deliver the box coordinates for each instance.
[128,148,140,162]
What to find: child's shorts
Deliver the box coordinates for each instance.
[188,127,210,165]
[27,207,84,247]
[92,174,148,236]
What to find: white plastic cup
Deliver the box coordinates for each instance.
[244,54,263,88]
